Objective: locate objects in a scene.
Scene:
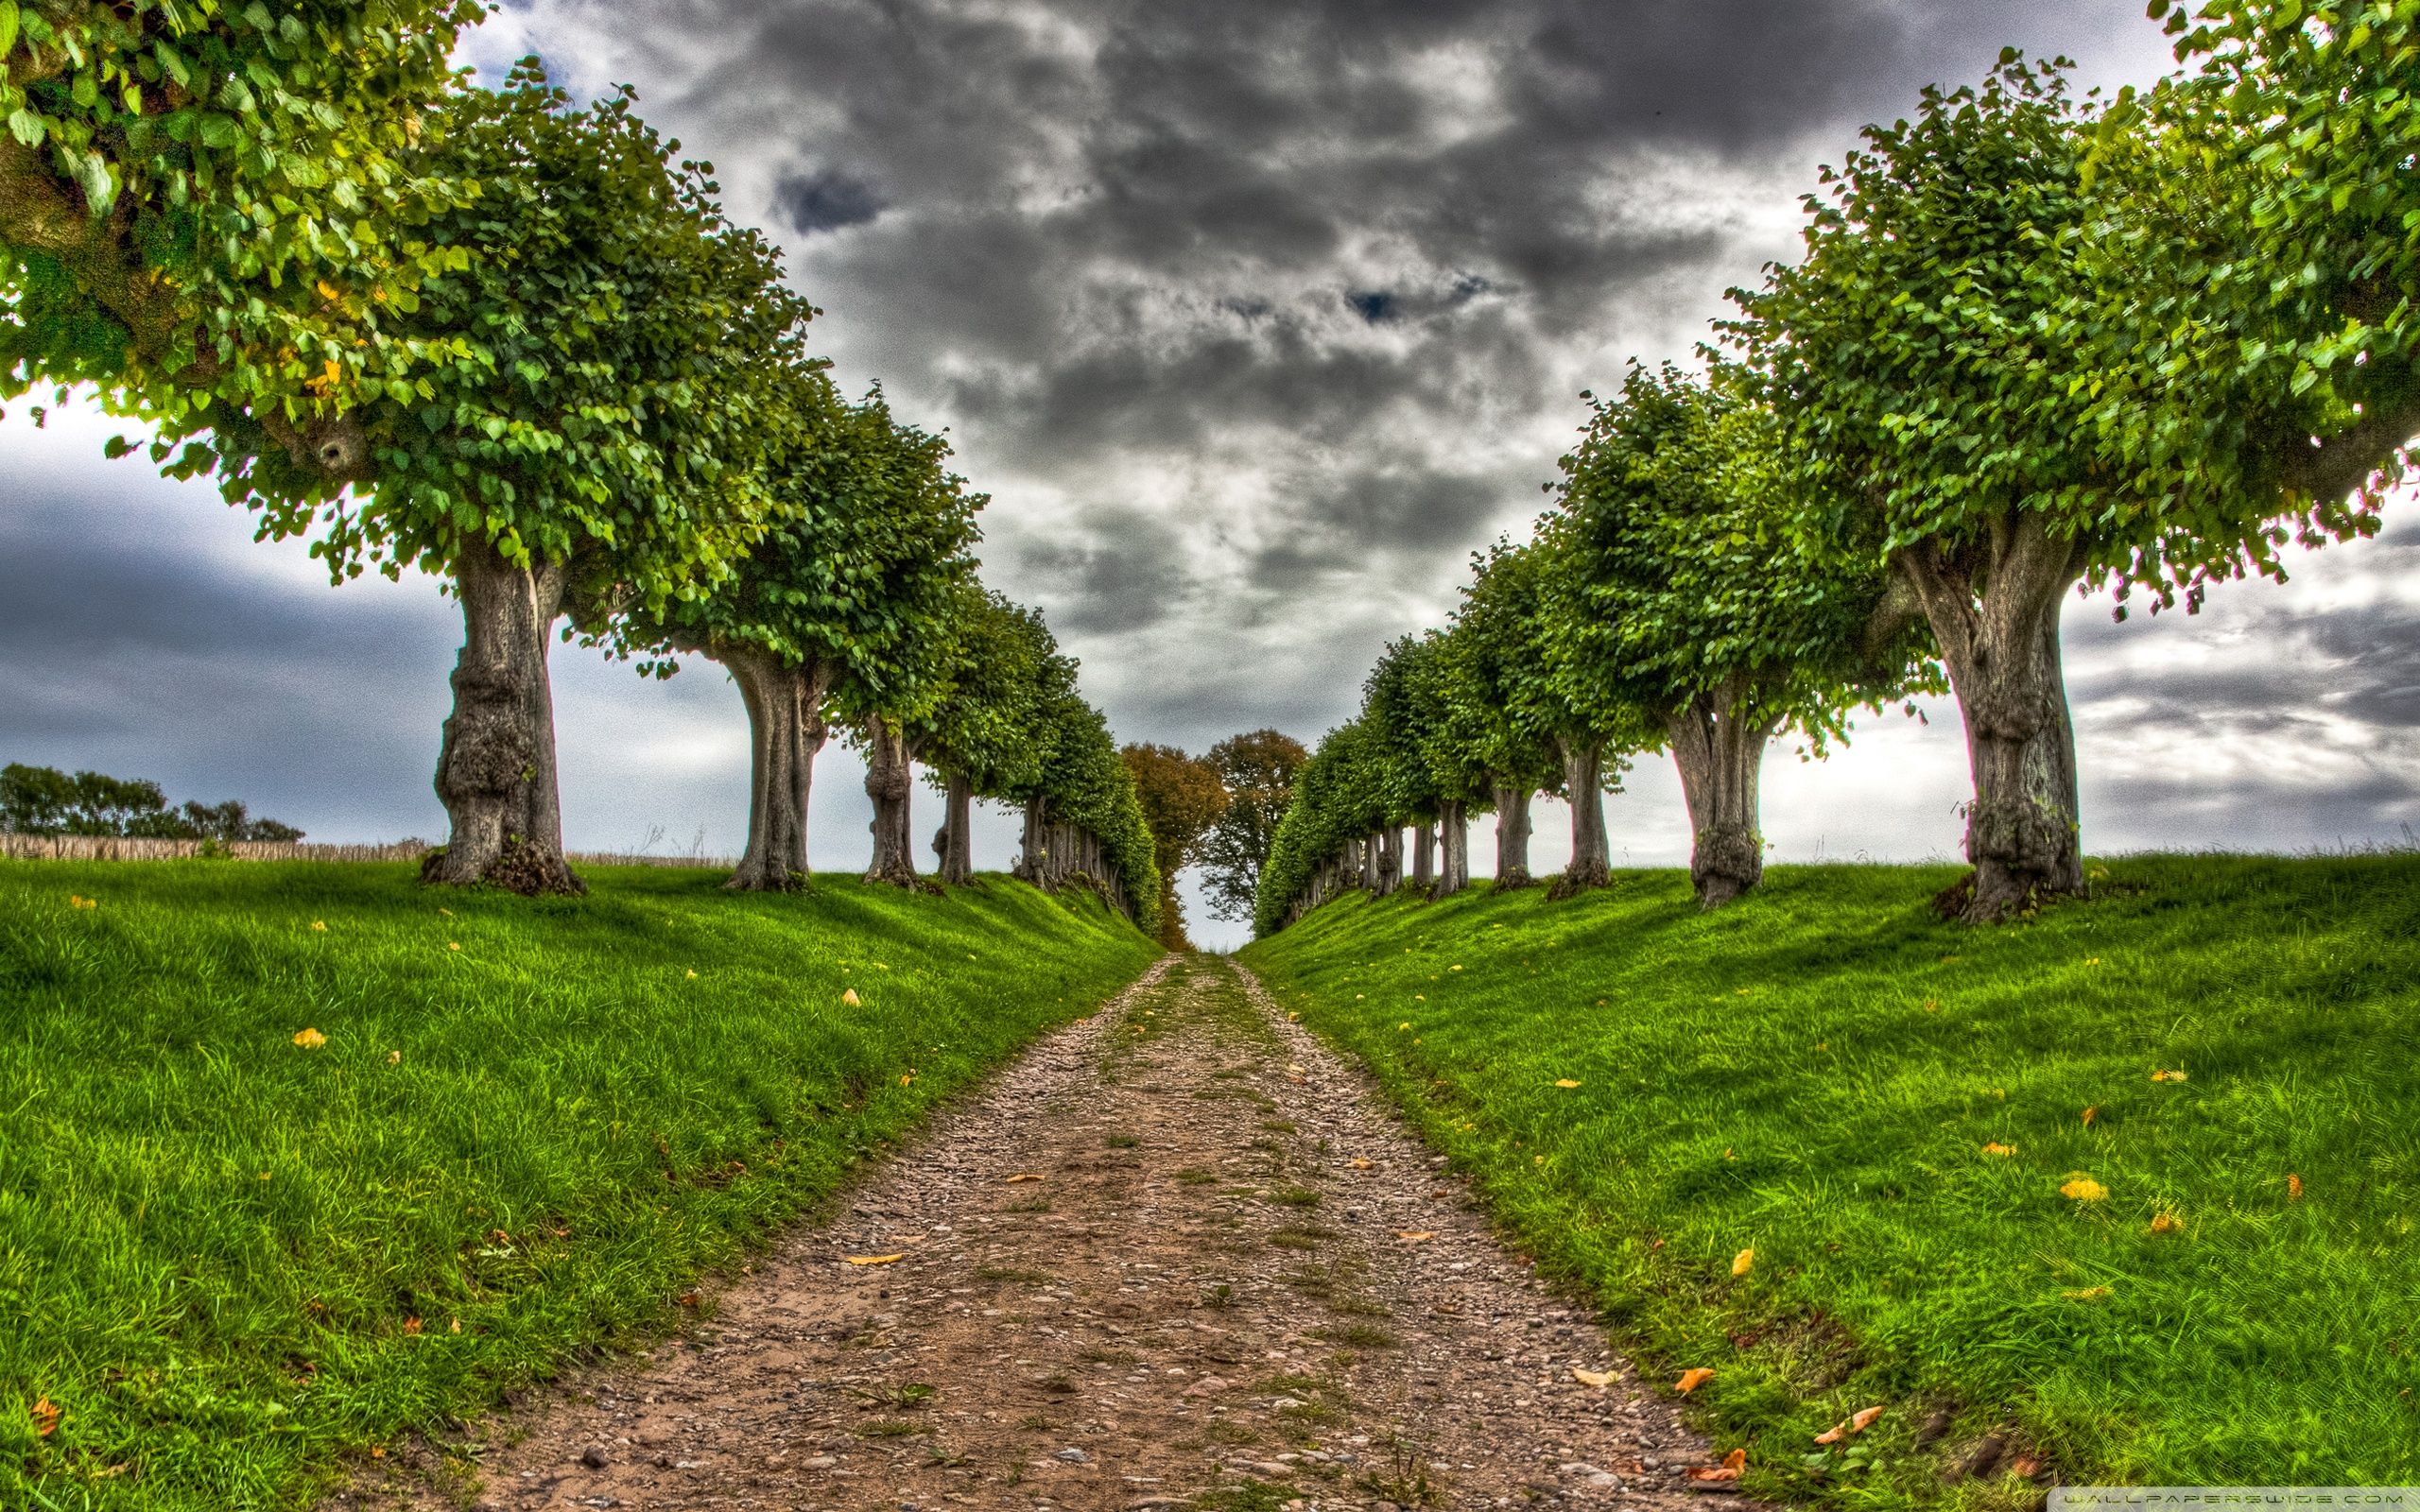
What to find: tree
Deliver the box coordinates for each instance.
[640,383,982,891]
[1361,638,1443,895]
[1196,729,1307,924]
[1009,680,1162,934]
[1399,628,1493,899]
[923,593,1055,887]
[1454,534,1643,895]
[1550,361,1935,905]
[1436,550,1562,888]
[1725,57,2367,920]
[0,763,302,839]
[1119,743,1227,947]
[3,1,479,473]
[229,67,812,894]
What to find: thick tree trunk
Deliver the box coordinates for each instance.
[1667,679,1779,908]
[721,647,828,892]
[1411,823,1435,892]
[1436,799,1469,898]
[863,720,921,887]
[1494,787,1533,887]
[934,769,976,886]
[1553,738,1612,897]
[422,543,583,895]
[1897,515,2088,921]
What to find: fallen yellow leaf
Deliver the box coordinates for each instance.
[32,1397,60,1437]
[1005,1173,1046,1183]
[2060,1176,2109,1202]
[1675,1366,1715,1394]
[292,1027,327,1049]
[1555,1078,1582,1089]
[1398,1022,1411,1031]
[845,1253,905,1266]
[685,969,698,979]
[2082,1105,2098,1126]
[1732,1248,1754,1277]
[2149,1211,2181,1234]
[1813,1420,1846,1445]
[1349,1158,1374,1169]
[1395,1229,1435,1243]
[898,1071,915,1086]
[309,920,328,932]
[1850,1405,1882,1432]
[2288,1172,2304,1201]
[841,988,862,1006]
[446,941,461,952]
[1571,1366,1615,1387]
[68,894,96,910]
[2152,1068,2187,1082]
[2064,1285,2112,1299]
[1981,1142,2016,1156]
[386,1049,401,1065]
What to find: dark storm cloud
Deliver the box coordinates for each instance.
[771,167,886,234]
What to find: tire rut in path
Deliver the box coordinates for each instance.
[353,954,1730,1511]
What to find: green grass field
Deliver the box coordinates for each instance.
[1241,855,2420,1504]
[0,859,1158,1511]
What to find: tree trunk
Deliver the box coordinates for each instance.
[1494,786,1533,887]
[1897,516,2088,922]
[1375,827,1403,897]
[1667,679,1779,908]
[1553,738,1612,896]
[1436,799,1469,898]
[1411,822,1435,892]
[721,647,828,892]
[423,542,583,895]
[1015,798,1046,883]
[863,720,921,887]
[935,769,976,886]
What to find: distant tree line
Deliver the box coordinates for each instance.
[1,6,1156,925]
[0,763,302,842]
[1259,9,2414,932]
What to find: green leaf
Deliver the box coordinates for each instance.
[6,107,42,148]
[0,0,19,60]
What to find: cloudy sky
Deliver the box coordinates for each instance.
[6,0,2416,947]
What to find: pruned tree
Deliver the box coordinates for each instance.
[640,382,981,891]
[1361,637,1444,896]
[1434,554,1562,889]
[1196,729,1307,924]
[1550,360,1936,906]
[923,592,1054,887]
[1726,56,2371,921]
[221,67,810,895]
[1118,742,1227,947]
[1009,680,1162,934]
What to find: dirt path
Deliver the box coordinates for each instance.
[352,955,1730,1512]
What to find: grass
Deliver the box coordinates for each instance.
[1240,855,2420,1503]
[0,858,1156,1511]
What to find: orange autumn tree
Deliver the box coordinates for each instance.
[1117,744,1227,948]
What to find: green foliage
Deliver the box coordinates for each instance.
[1023,688,1163,932]
[1,0,479,435]
[1196,728,1308,926]
[0,859,1155,1508]
[1360,636,1443,825]
[1446,538,1597,787]
[923,590,1057,799]
[0,762,302,840]
[1550,361,1936,745]
[646,377,983,700]
[1725,54,2374,611]
[1244,854,2420,1500]
[220,63,814,624]
[1252,717,1380,937]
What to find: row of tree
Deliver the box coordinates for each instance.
[1258,7,2414,932]
[1,7,1159,921]
[0,762,303,842]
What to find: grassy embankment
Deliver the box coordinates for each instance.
[1241,855,2420,1504]
[0,860,1158,1511]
